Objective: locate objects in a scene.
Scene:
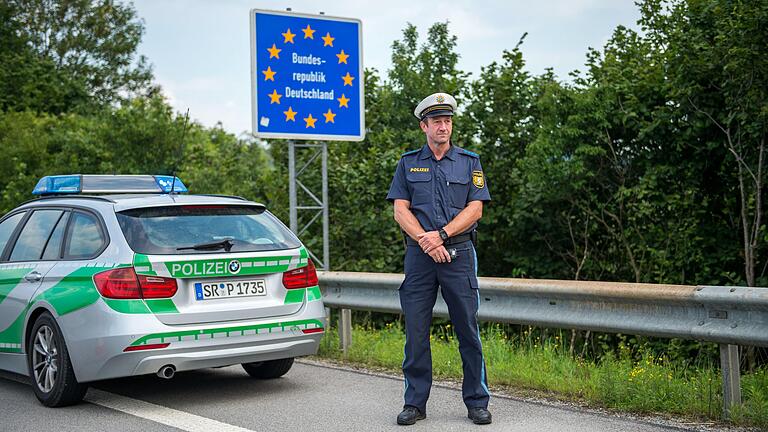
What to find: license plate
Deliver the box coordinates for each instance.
[194,279,267,301]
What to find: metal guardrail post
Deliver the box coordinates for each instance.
[719,344,742,419]
[339,308,352,356]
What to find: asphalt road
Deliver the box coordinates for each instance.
[0,360,720,432]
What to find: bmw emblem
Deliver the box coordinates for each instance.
[228,260,241,274]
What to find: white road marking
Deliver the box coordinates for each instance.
[0,372,255,431]
[85,389,256,432]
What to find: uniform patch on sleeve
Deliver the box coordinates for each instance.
[472,171,485,188]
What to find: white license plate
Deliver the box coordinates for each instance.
[194,279,267,301]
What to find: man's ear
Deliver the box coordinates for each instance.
[419,119,428,132]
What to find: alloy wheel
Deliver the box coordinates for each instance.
[32,325,58,393]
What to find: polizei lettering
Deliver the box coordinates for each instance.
[171,261,228,276]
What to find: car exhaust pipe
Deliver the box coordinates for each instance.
[157,365,176,379]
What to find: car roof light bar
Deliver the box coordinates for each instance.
[32,175,188,195]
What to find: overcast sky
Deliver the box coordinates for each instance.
[132,1,641,136]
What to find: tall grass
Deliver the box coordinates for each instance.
[316,323,768,428]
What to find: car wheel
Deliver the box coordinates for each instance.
[28,312,88,407]
[241,357,294,379]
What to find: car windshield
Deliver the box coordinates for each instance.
[116,205,301,255]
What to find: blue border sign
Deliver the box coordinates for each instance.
[250,9,364,141]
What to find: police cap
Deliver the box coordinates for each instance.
[414,92,457,121]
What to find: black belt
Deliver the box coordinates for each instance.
[405,232,474,247]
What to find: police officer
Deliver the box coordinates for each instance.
[387,93,492,425]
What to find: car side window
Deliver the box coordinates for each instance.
[0,212,26,259]
[10,210,64,262]
[64,211,105,259]
[42,212,70,260]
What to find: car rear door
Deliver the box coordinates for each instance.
[0,209,68,353]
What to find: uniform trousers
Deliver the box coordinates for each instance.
[399,240,490,413]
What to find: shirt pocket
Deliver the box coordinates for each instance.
[406,172,432,205]
[447,175,470,209]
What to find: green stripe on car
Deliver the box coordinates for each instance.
[0,266,36,305]
[129,318,324,346]
[283,286,322,304]
[133,253,158,276]
[0,265,122,351]
[307,286,322,302]
[163,256,299,278]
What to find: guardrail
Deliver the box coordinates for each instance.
[317,271,768,419]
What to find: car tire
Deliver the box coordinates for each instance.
[241,357,294,379]
[27,312,88,407]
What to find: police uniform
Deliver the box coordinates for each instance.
[386,93,492,423]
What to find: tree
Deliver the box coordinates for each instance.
[662,0,768,287]
[1,0,154,113]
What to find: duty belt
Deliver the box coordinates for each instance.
[405,231,475,247]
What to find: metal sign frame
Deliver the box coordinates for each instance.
[288,140,329,271]
[249,9,365,142]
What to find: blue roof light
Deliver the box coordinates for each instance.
[32,175,82,195]
[154,175,188,193]
[32,175,188,195]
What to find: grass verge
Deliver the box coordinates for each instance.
[316,324,768,428]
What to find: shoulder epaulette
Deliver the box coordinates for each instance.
[460,148,479,158]
[401,149,420,157]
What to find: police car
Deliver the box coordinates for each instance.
[0,175,325,407]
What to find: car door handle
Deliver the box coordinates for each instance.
[24,271,42,283]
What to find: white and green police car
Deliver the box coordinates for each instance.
[0,175,325,407]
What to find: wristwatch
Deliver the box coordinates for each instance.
[438,228,449,242]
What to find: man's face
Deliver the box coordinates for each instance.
[420,115,452,146]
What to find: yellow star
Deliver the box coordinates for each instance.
[323,108,336,123]
[283,106,297,121]
[342,72,355,86]
[337,94,350,108]
[262,66,276,81]
[322,32,335,47]
[282,28,296,44]
[268,89,281,104]
[336,49,349,64]
[302,24,315,39]
[303,113,317,128]
[267,43,281,59]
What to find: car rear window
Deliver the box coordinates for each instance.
[116,205,301,255]
[65,211,106,259]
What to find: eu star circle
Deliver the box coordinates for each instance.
[228,260,241,274]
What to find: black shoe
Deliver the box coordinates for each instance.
[467,407,492,425]
[397,406,426,425]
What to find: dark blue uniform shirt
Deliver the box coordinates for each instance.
[387,144,491,233]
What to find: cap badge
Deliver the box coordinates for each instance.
[436,95,445,103]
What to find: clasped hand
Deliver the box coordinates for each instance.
[417,231,451,263]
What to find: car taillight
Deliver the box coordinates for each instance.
[94,267,141,299]
[282,260,318,289]
[138,275,178,298]
[94,267,177,299]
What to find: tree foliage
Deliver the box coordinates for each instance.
[1,0,766,287]
[0,0,154,113]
